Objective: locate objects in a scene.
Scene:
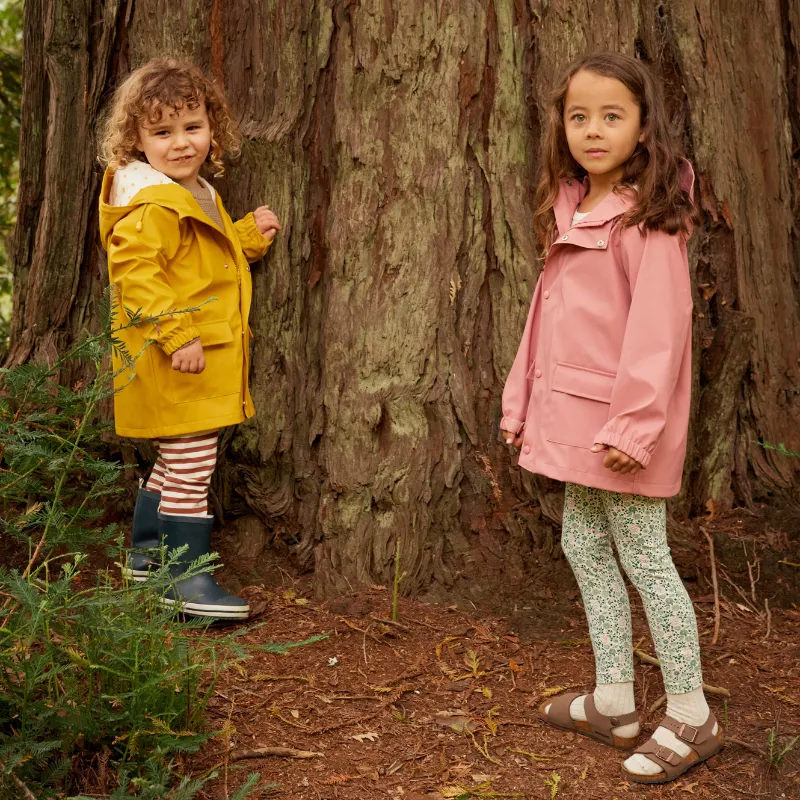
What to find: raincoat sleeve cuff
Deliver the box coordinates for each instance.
[161,325,201,356]
[500,417,525,435]
[593,428,652,469]
[234,213,273,263]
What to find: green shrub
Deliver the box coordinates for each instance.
[0,297,321,798]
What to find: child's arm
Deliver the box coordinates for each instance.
[233,205,280,263]
[500,277,543,441]
[108,205,200,356]
[593,228,693,468]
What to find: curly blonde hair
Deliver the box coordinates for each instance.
[99,57,240,176]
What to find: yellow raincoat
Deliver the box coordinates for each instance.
[99,165,271,439]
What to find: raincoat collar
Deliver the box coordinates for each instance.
[551,159,696,250]
[99,163,229,248]
[553,159,696,238]
[554,176,635,237]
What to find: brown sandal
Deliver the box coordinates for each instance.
[622,712,725,784]
[537,691,640,749]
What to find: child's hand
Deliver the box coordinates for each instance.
[171,338,205,374]
[591,443,643,474]
[253,205,281,242]
[500,428,524,449]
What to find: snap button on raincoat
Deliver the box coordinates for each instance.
[501,163,695,498]
[99,162,272,439]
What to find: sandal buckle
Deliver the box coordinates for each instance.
[655,745,680,766]
[679,723,699,743]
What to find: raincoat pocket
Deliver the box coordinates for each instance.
[545,362,616,449]
[167,319,240,405]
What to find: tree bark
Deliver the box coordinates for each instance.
[9,0,800,598]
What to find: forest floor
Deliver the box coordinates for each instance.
[183,510,800,800]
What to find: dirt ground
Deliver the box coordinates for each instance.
[7,496,796,799]
[184,534,800,800]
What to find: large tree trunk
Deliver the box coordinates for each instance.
[9,0,800,598]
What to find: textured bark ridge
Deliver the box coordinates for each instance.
[9,0,800,598]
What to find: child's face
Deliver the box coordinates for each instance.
[135,101,212,187]
[563,70,643,185]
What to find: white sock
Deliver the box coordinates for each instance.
[624,687,718,776]
[544,682,639,739]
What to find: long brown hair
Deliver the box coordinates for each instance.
[99,58,240,177]
[533,53,693,255]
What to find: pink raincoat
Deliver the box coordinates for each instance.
[501,164,695,498]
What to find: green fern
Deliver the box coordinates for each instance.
[0,289,307,799]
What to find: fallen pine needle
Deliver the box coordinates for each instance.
[470,731,502,765]
[231,746,323,761]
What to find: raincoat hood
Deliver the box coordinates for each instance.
[99,160,225,250]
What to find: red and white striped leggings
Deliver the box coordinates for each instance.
[145,431,219,516]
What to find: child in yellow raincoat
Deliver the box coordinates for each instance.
[98,58,280,621]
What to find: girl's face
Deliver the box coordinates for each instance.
[563,69,643,185]
[135,101,212,188]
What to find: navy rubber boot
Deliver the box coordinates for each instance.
[122,488,161,582]
[157,511,249,621]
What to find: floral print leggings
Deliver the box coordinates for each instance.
[561,483,703,694]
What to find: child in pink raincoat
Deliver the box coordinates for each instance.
[501,53,724,784]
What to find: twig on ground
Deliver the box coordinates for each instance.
[634,649,730,697]
[310,709,381,736]
[320,695,382,702]
[719,569,761,615]
[701,525,721,644]
[710,649,762,671]
[248,673,314,685]
[270,707,312,730]
[709,774,776,797]
[231,746,324,761]
[648,693,667,714]
[728,737,768,759]
[745,546,760,605]
[405,615,441,631]
[338,616,392,647]
[309,686,416,735]
[763,598,772,639]
[633,649,661,668]
[369,613,411,631]
[497,719,541,728]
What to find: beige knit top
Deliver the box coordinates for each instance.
[182,181,224,230]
